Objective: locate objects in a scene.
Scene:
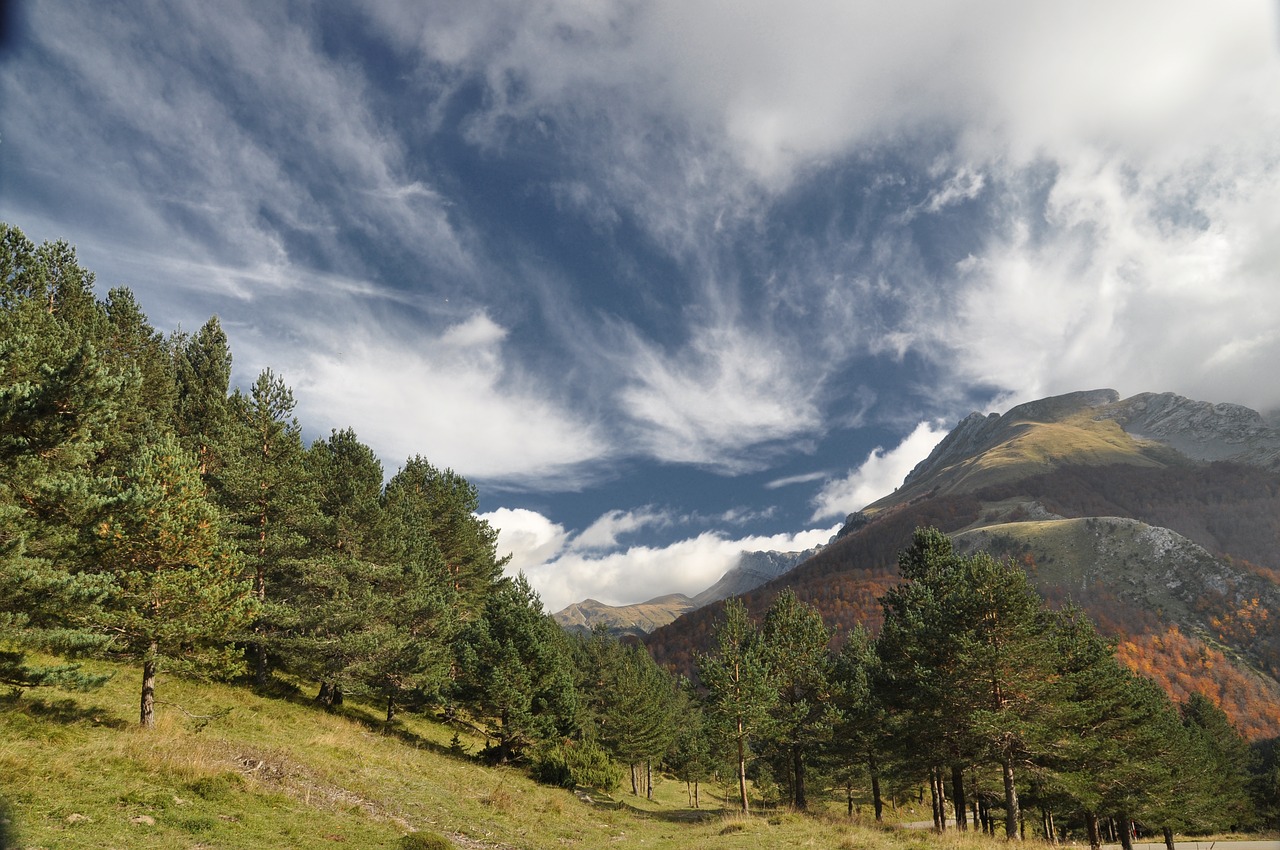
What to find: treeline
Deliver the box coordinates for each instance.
[689,529,1280,845]
[0,223,563,744]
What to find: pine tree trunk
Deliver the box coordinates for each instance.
[1001,755,1020,840]
[793,748,807,810]
[630,763,638,796]
[1162,826,1175,850]
[317,681,333,705]
[952,764,967,830]
[140,652,157,728]
[847,785,854,818]
[929,768,942,830]
[386,695,395,723]
[869,754,883,821]
[737,721,749,813]
[694,779,699,809]
[1118,816,1134,850]
[646,761,653,801]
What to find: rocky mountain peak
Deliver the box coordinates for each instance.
[1098,391,1280,469]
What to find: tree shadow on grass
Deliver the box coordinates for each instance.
[0,692,129,730]
[252,676,462,761]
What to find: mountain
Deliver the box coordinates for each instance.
[646,389,1280,739]
[690,547,820,607]
[553,547,819,637]
[554,593,696,638]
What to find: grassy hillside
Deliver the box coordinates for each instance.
[3,653,975,850]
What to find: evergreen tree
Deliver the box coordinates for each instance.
[92,435,256,725]
[215,368,319,683]
[381,457,505,620]
[1176,693,1256,833]
[665,684,713,808]
[97,287,176,466]
[829,625,889,820]
[877,528,1060,838]
[1,226,123,686]
[582,633,677,797]
[171,316,232,475]
[454,575,578,763]
[698,598,776,813]
[761,589,831,810]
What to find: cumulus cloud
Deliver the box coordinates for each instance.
[484,509,840,613]
[811,421,949,522]
[479,508,571,575]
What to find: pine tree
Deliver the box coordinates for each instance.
[171,315,232,476]
[453,575,578,763]
[214,368,319,683]
[1,225,124,687]
[92,435,256,726]
[665,684,712,808]
[829,625,889,820]
[761,589,831,810]
[698,598,776,813]
[381,457,505,620]
[877,528,1060,838]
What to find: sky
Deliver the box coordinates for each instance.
[4,2,1280,612]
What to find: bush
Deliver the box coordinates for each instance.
[398,832,453,850]
[529,739,622,791]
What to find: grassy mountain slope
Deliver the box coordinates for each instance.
[1,654,959,850]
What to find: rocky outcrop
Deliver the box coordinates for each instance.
[690,547,820,607]
[1098,392,1280,469]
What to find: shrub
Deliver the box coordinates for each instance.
[528,739,622,791]
[398,832,453,850]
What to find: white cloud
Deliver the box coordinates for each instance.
[615,323,824,470]
[278,311,609,486]
[811,421,949,521]
[484,508,840,613]
[571,507,671,551]
[929,143,1280,413]
[765,471,829,490]
[479,508,571,576]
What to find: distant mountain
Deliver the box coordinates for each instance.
[690,548,820,607]
[553,547,820,638]
[647,389,1280,739]
[554,594,696,639]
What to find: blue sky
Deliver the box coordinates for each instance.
[4,1,1280,611]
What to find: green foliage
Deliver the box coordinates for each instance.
[381,456,507,620]
[454,575,578,763]
[759,589,831,810]
[398,832,454,850]
[698,598,776,812]
[529,737,623,791]
[92,434,257,723]
[576,628,677,771]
